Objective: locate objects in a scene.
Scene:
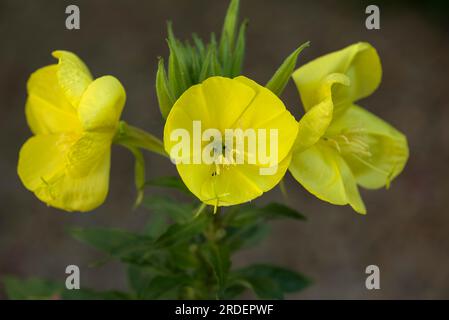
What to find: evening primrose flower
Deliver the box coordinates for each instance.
[289,42,409,214]
[164,76,298,208]
[18,51,126,212]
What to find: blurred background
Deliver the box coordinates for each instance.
[1,0,448,299]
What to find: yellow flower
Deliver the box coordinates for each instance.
[18,51,126,212]
[164,76,298,208]
[289,42,409,214]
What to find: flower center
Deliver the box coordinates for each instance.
[211,142,239,176]
[322,128,372,158]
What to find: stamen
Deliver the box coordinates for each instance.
[323,127,372,158]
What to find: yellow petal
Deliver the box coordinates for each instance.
[18,134,75,191]
[167,77,256,133]
[294,73,349,153]
[289,143,366,214]
[176,154,291,206]
[52,50,93,108]
[164,76,297,206]
[18,132,112,212]
[326,104,409,189]
[292,42,381,111]
[26,65,81,135]
[78,76,126,132]
[233,76,298,163]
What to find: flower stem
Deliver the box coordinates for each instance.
[114,121,168,158]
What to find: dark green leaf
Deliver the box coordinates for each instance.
[223,202,305,228]
[202,243,231,294]
[3,277,128,300]
[139,275,186,299]
[167,22,191,96]
[266,41,310,96]
[3,276,61,300]
[231,19,248,76]
[124,146,145,208]
[145,176,191,195]
[69,227,154,264]
[62,289,129,300]
[219,0,240,54]
[156,58,175,119]
[231,274,283,300]
[260,202,307,221]
[237,264,311,294]
[225,223,270,251]
[144,212,169,239]
[155,214,210,249]
[142,195,195,223]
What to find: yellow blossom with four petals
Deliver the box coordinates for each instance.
[18,51,126,212]
[164,76,298,208]
[289,42,409,214]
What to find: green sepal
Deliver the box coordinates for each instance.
[156,57,175,119]
[266,41,310,96]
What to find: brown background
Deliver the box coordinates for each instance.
[0,0,448,299]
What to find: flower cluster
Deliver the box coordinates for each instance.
[17,1,408,215]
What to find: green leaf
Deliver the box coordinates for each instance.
[266,41,310,96]
[223,202,306,228]
[260,202,307,221]
[230,274,283,300]
[156,58,175,119]
[202,243,231,295]
[155,214,210,249]
[3,277,128,300]
[138,275,186,299]
[142,195,195,223]
[198,46,213,82]
[144,212,169,239]
[220,0,240,55]
[145,176,191,195]
[69,227,154,264]
[3,276,61,299]
[225,223,270,251]
[115,121,167,157]
[231,19,247,76]
[62,289,129,300]
[167,22,191,96]
[192,33,206,60]
[127,265,182,299]
[123,145,145,208]
[237,264,311,295]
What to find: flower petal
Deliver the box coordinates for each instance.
[292,42,381,111]
[289,143,366,214]
[294,73,349,153]
[233,76,299,163]
[52,50,93,108]
[18,132,112,212]
[326,104,409,189]
[166,77,256,133]
[26,65,81,134]
[176,154,291,206]
[78,76,126,132]
[18,134,74,191]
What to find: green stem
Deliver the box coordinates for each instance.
[114,121,168,158]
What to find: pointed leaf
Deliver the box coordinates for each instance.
[142,195,195,223]
[156,58,175,119]
[237,264,312,294]
[69,227,155,264]
[145,175,191,195]
[219,0,240,54]
[202,243,231,294]
[155,214,210,249]
[231,20,248,76]
[266,41,310,96]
